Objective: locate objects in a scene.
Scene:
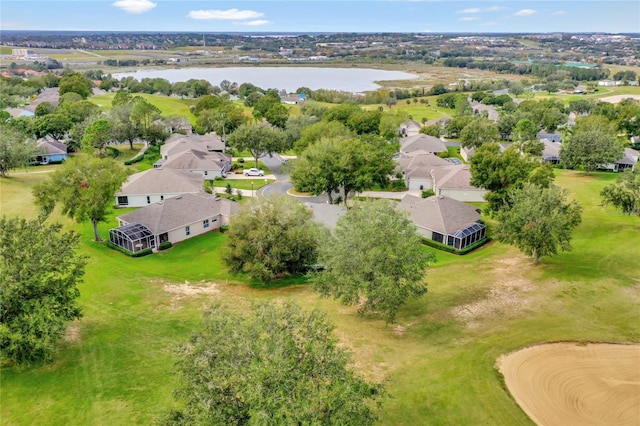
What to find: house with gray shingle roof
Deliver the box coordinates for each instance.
[35,136,67,164]
[399,134,447,155]
[396,151,450,190]
[431,165,487,202]
[109,193,239,253]
[399,120,422,137]
[158,149,232,179]
[397,194,486,250]
[116,168,205,208]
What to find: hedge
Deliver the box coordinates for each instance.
[106,241,153,257]
[421,236,491,255]
[158,241,172,251]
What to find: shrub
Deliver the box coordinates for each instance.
[237,157,245,163]
[158,241,172,250]
[421,189,435,198]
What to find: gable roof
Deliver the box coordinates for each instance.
[542,140,561,159]
[617,148,640,165]
[36,136,67,155]
[397,194,481,235]
[161,149,231,172]
[117,193,239,234]
[396,152,451,179]
[400,134,446,154]
[118,168,203,196]
[161,133,225,158]
[431,164,477,190]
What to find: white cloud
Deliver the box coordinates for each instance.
[481,21,497,26]
[485,6,503,12]
[514,9,537,16]
[234,20,271,26]
[459,6,502,14]
[459,8,481,14]
[458,17,479,21]
[112,0,156,14]
[187,8,264,20]
[552,11,567,15]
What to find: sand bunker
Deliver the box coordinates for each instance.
[499,342,640,426]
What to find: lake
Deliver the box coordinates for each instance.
[112,67,418,93]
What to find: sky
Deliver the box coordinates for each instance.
[1,1,639,34]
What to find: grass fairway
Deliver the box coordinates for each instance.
[1,169,638,425]
[90,93,197,124]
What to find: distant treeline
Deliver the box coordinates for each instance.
[442,58,609,81]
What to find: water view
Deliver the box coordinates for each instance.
[112,67,418,93]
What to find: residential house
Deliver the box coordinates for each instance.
[541,139,561,164]
[396,151,450,190]
[615,148,640,171]
[158,149,232,180]
[536,131,562,143]
[399,134,447,155]
[116,168,205,208]
[469,101,499,121]
[35,136,67,164]
[109,193,239,254]
[396,194,487,250]
[431,165,487,202]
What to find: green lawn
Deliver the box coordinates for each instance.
[1,169,638,425]
[213,178,275,191]
[90,93,197,124]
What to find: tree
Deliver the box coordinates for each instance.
[561,129,623,173]
[227,123,287,168]
[601,168,640,217]
[34,101,57,117]
[294,120,352,154]
[264,103,290,129]
[109,103,139,150]
[111,90,132,107]
[163,301,384,425]
[0,217,86,365]
[223,196,321,283]
[314,200,434,323]
[82,119,112,156]
[33,156,130,241]
[459,117,500,149]
[495,183,582,264]
[513,118,543,156]
[34,113,72,139]
[470,143,555,213]
[290,138,342,204]
[252,89,281,119]
[58,73,93,99]
[0,128,41,177]
[130,98,162,144]
[59,100,100,124]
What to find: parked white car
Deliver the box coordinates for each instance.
[243,168,265,176]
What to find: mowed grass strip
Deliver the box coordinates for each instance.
[0,169,638,425]
[90,93,197,124]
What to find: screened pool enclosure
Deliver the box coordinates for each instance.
[109,223,155,254]
[447,223,486,250]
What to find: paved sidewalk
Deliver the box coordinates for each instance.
[359,190,421,200]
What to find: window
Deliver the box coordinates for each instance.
[160,195,164,201]
[185,226,190,236]
[204,171,208,176]
[146,196,151,204]
[117,196,128,206]
[203,219,210,229]
[212,217,217,222]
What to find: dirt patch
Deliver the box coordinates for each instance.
[452,254,535,329]
[63,324,81,343]
[599,94,640,104]
[153,279,221,310]
[498,342,640,426]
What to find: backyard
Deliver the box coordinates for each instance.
[0,167,638,425]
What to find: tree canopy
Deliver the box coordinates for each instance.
[163,301,385,425]
[227,123,287,168]
[601,168,640,217]
[223,196,321,283]
[560,128,623,173]
[314,200,434,323]
[470,143,555,213]
[495,183,582,264]
[0,127,41,177]
[33,156,130,241]
[0,217,86,365]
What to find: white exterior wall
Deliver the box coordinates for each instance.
[116,192,202,208]
[407,178,433,191]
[436,188,487,202]
[166,214,222,245]
[415,226,433,239]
